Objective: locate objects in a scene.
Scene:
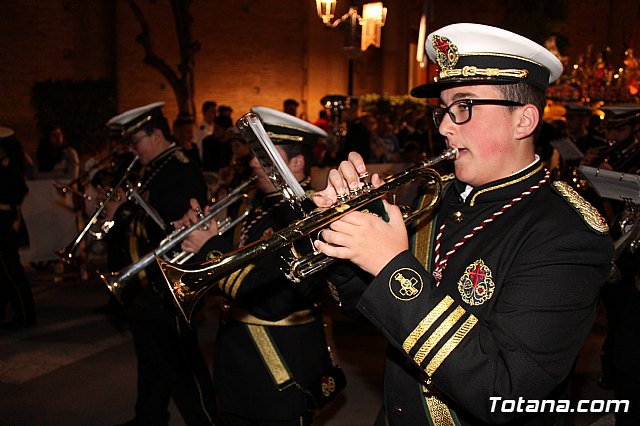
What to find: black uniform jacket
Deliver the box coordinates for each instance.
[0,160,28,233]
[194,188,334,421]
[108,145,207,312]
[329,161,613,425]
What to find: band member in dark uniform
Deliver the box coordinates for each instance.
[590,106,640,424]
[312,24,613,425]
[596,105,640,173]
[175,107,343,426]
[0,126,36,330]
[103,102,215,426]
[613,251,640,425]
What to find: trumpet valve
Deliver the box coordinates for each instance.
[336,193,349,203]
[358,171,372,190]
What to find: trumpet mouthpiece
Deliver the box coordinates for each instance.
[447,146,459,159]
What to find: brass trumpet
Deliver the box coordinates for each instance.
[56,155,140,264]
[157,147,458,324]
[99,176,256,303]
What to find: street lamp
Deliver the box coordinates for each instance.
[315,0,387,51]
[315,1,387,94]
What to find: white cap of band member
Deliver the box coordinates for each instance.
[411,23,564,98]
[107,101,166,139]
[251,106,327,147]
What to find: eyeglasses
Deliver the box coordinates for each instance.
[432,99,525,127]
[128,133,149,148]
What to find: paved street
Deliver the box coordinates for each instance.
[1,263,617,426]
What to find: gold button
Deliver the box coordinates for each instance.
[452,211,464,222]
[392,405,404,416]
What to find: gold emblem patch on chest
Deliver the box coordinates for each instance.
[458,259,495,306]
[389,268,423,301]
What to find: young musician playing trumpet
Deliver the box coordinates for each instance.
[103,102,215,426]
[311,23,613,425]
[175,107,343,426]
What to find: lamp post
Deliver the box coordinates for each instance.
[315,0,387,95]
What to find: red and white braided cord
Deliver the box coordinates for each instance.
[432,170,550,284]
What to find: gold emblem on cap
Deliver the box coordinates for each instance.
[389,268,423,301]
[432,34,459,72]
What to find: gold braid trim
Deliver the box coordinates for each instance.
[440,66,529,80]
[403,296,454,353]
[426,315,478,376]
[470,164,543,206]
[246,324,292,386]
[552,181,609,234]
[423,388,457,426]
[414,306,465,365]
[220,265,255,299]
[327,280,341,304]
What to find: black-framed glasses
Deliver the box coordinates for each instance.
[128,133,149,148]
[433,99,525,127]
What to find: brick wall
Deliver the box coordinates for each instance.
[1,0,637,158]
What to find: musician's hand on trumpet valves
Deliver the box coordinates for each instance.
[174,198,220,255]
[311,151,409,276]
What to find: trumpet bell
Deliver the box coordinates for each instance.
[98,272,126,304]
[157,258,204,324]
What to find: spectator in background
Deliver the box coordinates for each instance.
[217,105,234,130]
[225,128,253,188]
[337,97,371,162]
[195,101,217,155]
[202,121,232,174]
[283,98,299,117]
[396,109,419,148]
[376,114,400,160]
[311,110,330,133]
[35,126,79,179]
[173,115,201,168]
[311,110,331,164]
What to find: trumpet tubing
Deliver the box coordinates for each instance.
[56,155,140,264]
[99,176,256,303]
[159,147,458,324]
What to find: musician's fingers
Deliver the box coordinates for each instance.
[318,228,343,247]
[180,239,197,254]
[186,207,200,225]
[338,159,361,193]
[346,151,367,175]
[189,198,202,211]
[329,212,367,229]
[313,238,351,260]
[371,173,385,188]
[311,191,335,208]
[327,168,349,200]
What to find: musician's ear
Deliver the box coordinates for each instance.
[514,104,539,140]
